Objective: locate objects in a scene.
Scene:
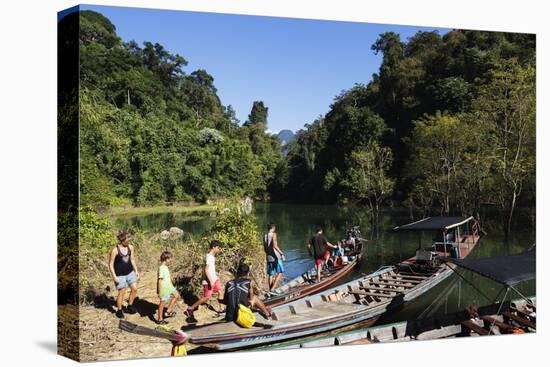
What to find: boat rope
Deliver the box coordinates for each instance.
[507,284,535,308]
[417,276,463,319]
[486,287,510,336]
[443,263,493,303]
[491,286,505,304]
[373,265,394,273]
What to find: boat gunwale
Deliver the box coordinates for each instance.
[189,229,481,348]
[189,266,446,345]
[263,255,361,307]
[261,296,536,350]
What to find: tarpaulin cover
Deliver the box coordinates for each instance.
[393,216,473,231]
[442,250,536,286]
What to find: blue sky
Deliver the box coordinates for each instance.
[78,5,450,133]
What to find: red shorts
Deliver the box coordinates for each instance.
[315,250,330,266]
[203,279,222,298]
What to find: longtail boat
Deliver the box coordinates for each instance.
[261,297,536,349]
[119,248,535,355]
[390,215,482,293]
[262,231,364,308]
[264,249,536,349]
[185,216,481,350]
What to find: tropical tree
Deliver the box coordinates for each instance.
[341,142,394,218]
[405,112,472,215]
[474,59,536,233]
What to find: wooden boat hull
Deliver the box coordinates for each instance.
[263,253,362,308]
[261,297,536,349]
[188,265,451,350]
[192,300,386,350]
[187,225,481,350]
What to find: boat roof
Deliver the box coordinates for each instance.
[443,250,536,286]
[393,216,474,231]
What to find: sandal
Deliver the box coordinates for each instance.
[156,319,169,325]
[164,311,177,319]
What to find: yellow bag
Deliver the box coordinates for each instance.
[171,344,187,356]
[236,304,256,328]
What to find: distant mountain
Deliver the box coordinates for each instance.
[277,130,296,156]
[277,129,296,146]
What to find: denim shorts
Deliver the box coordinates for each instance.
[115,271,137,290]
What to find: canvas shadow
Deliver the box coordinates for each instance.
[35,340,57,355]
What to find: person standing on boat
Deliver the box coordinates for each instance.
[185,240,224,322]
[108,230,140,319]
[264,223,286,292]
[344,231,356,252]
[308,226,337,283]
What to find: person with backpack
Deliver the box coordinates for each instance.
[264,223,285,292]
[222,262,272,324]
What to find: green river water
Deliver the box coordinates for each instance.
[113,203,536,324]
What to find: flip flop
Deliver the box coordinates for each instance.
[164,311,177,318]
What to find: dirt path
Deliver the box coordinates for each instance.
[61,270,225,361]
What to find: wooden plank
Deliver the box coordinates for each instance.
[370,280,415,287]
[345,338,373,345]
[390,274,430,280]
[480,315,515,333]
[372,279,418,286]
[379,277,422,283]
[461,320,489,336]
[348,291,393,299]
[416,325,462,340]
[509,307,536,322]
[359,286,400,294]
[502,312,536,330]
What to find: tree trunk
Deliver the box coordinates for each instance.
[506,190,517,236]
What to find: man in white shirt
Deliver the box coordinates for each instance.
[185,240,223,321]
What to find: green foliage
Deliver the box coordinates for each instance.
[340,143,394,211]
[79,10,119,48]
[207,204,262,264]
[76,9,535,225]
[79,206,116,254]
[404,113,474,215]
[474,59,536,230]
[78,10,283,209]
[199,128,224,145]
[280,28,535,223]
[245,101,269,127]
[205,202,267,287]
[281,85,390,203]
[58,206,116,304]
[428,77,472,113]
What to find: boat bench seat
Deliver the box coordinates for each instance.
[502,312,536,329]
[461,319,489,335]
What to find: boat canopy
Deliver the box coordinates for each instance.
[393,216,474,232]
[442,250,536,286]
